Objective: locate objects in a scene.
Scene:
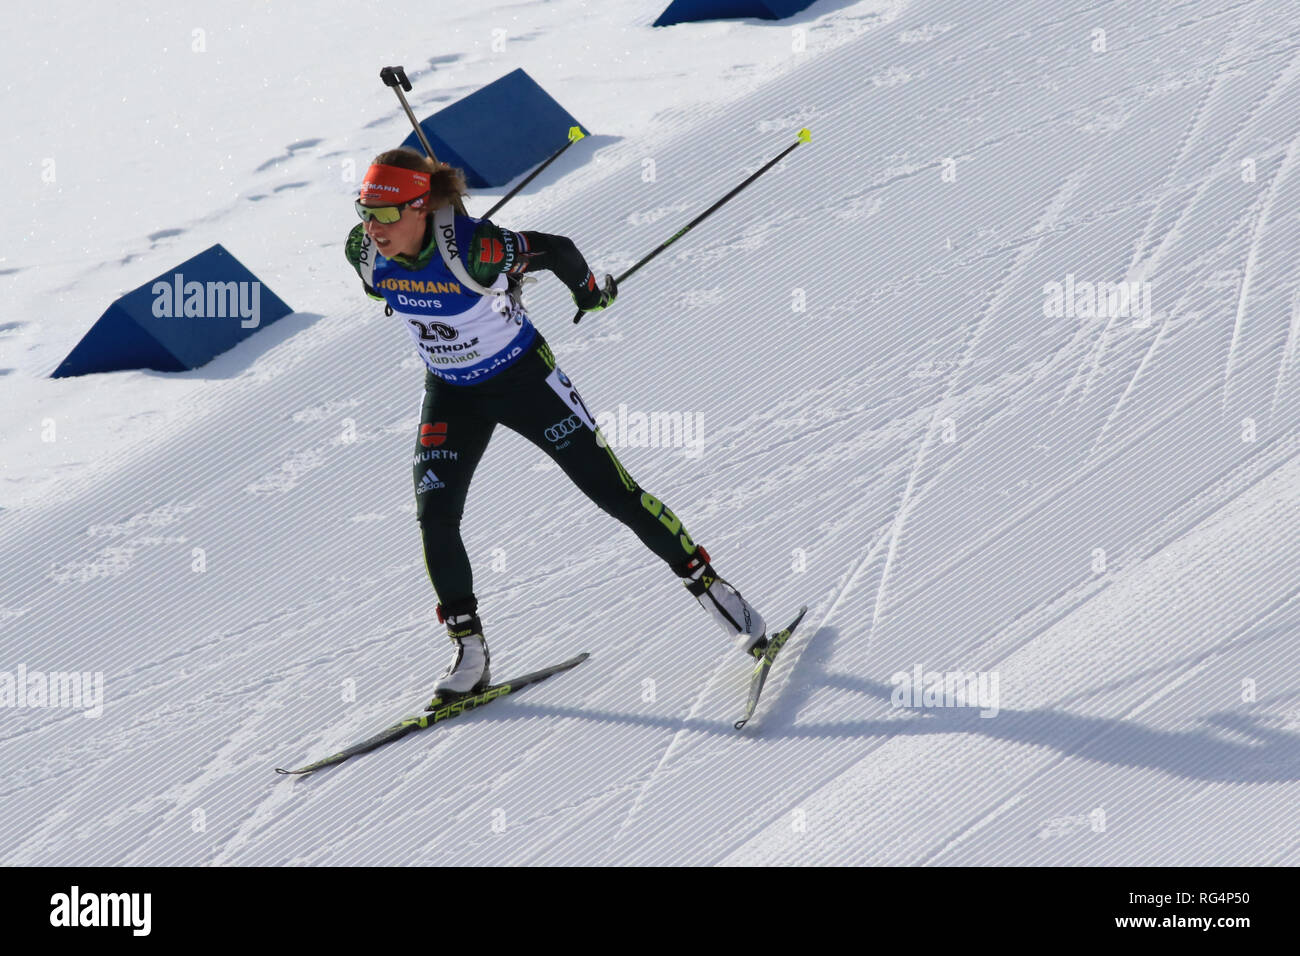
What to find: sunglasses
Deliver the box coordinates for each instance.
[355,193,427,224]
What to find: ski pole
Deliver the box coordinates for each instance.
[482,126,587,219]
[379,65,467,216]
[573,128,811,323]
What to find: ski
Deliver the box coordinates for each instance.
[275,652,589,775]
[734,606,809,730]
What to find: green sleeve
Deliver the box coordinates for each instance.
[344,224,384,300]
[463,220,595,298]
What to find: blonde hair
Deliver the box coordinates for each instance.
[371,147,468,209]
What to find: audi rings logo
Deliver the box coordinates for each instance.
[544,415,582,443]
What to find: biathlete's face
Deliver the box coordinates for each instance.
[357,162,436,259]
[360,196,429,259]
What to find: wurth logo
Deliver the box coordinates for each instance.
[412,449,458,464]
[420,422,447,447]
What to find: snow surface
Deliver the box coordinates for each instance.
[3,0,1300,865]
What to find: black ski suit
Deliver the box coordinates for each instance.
[346,214,698,619]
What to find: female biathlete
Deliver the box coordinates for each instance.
[345,147,766,695]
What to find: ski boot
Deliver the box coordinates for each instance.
[432,600,491,697]
[679,546,768,657]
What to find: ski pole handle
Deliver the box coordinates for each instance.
[379,65,466,216]
[381,66,437,159]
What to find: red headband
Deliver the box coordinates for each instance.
[359,164,431,204]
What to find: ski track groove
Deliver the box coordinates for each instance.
[600,654,733,861]
[1086,210,1252,455]
[121,707,277,866]
[1126,18,1245,276]
[1225,101,1300,406]
[883,327,1292,625]
[811,362,1300,775]
[1222,193,1273,408]
[1270,287,1300,417]
[228,709,477,865]
[1075,12,1251,401]
[1059,13,1287,408]
[918,581,1300,865]
[602,379,1089,864]
[869,171,1087,640]
[416,706,606,862]
[260,640,644,864]
[599,511,895,862]
[22,598,431,840]
[450,768,658,865]
[1085,117,1298,452]
[716,484,1300,865]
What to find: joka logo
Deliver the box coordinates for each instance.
[420,422,448,448]
[545,415,582,444]
[440,222,459,258]
[417,469,445,494]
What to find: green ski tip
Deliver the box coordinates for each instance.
[734,605,809,730]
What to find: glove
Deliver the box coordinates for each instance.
[573,272,618,312]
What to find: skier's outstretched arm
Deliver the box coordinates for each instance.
[468,222,616,311]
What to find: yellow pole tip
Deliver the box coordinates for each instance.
[797,128,812,143]
[569,126,587,141]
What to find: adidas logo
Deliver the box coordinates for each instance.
[416,469,445,494]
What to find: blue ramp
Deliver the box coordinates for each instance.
[400,69,588,189]
[654,0,816,27]
[52,244,292,378]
